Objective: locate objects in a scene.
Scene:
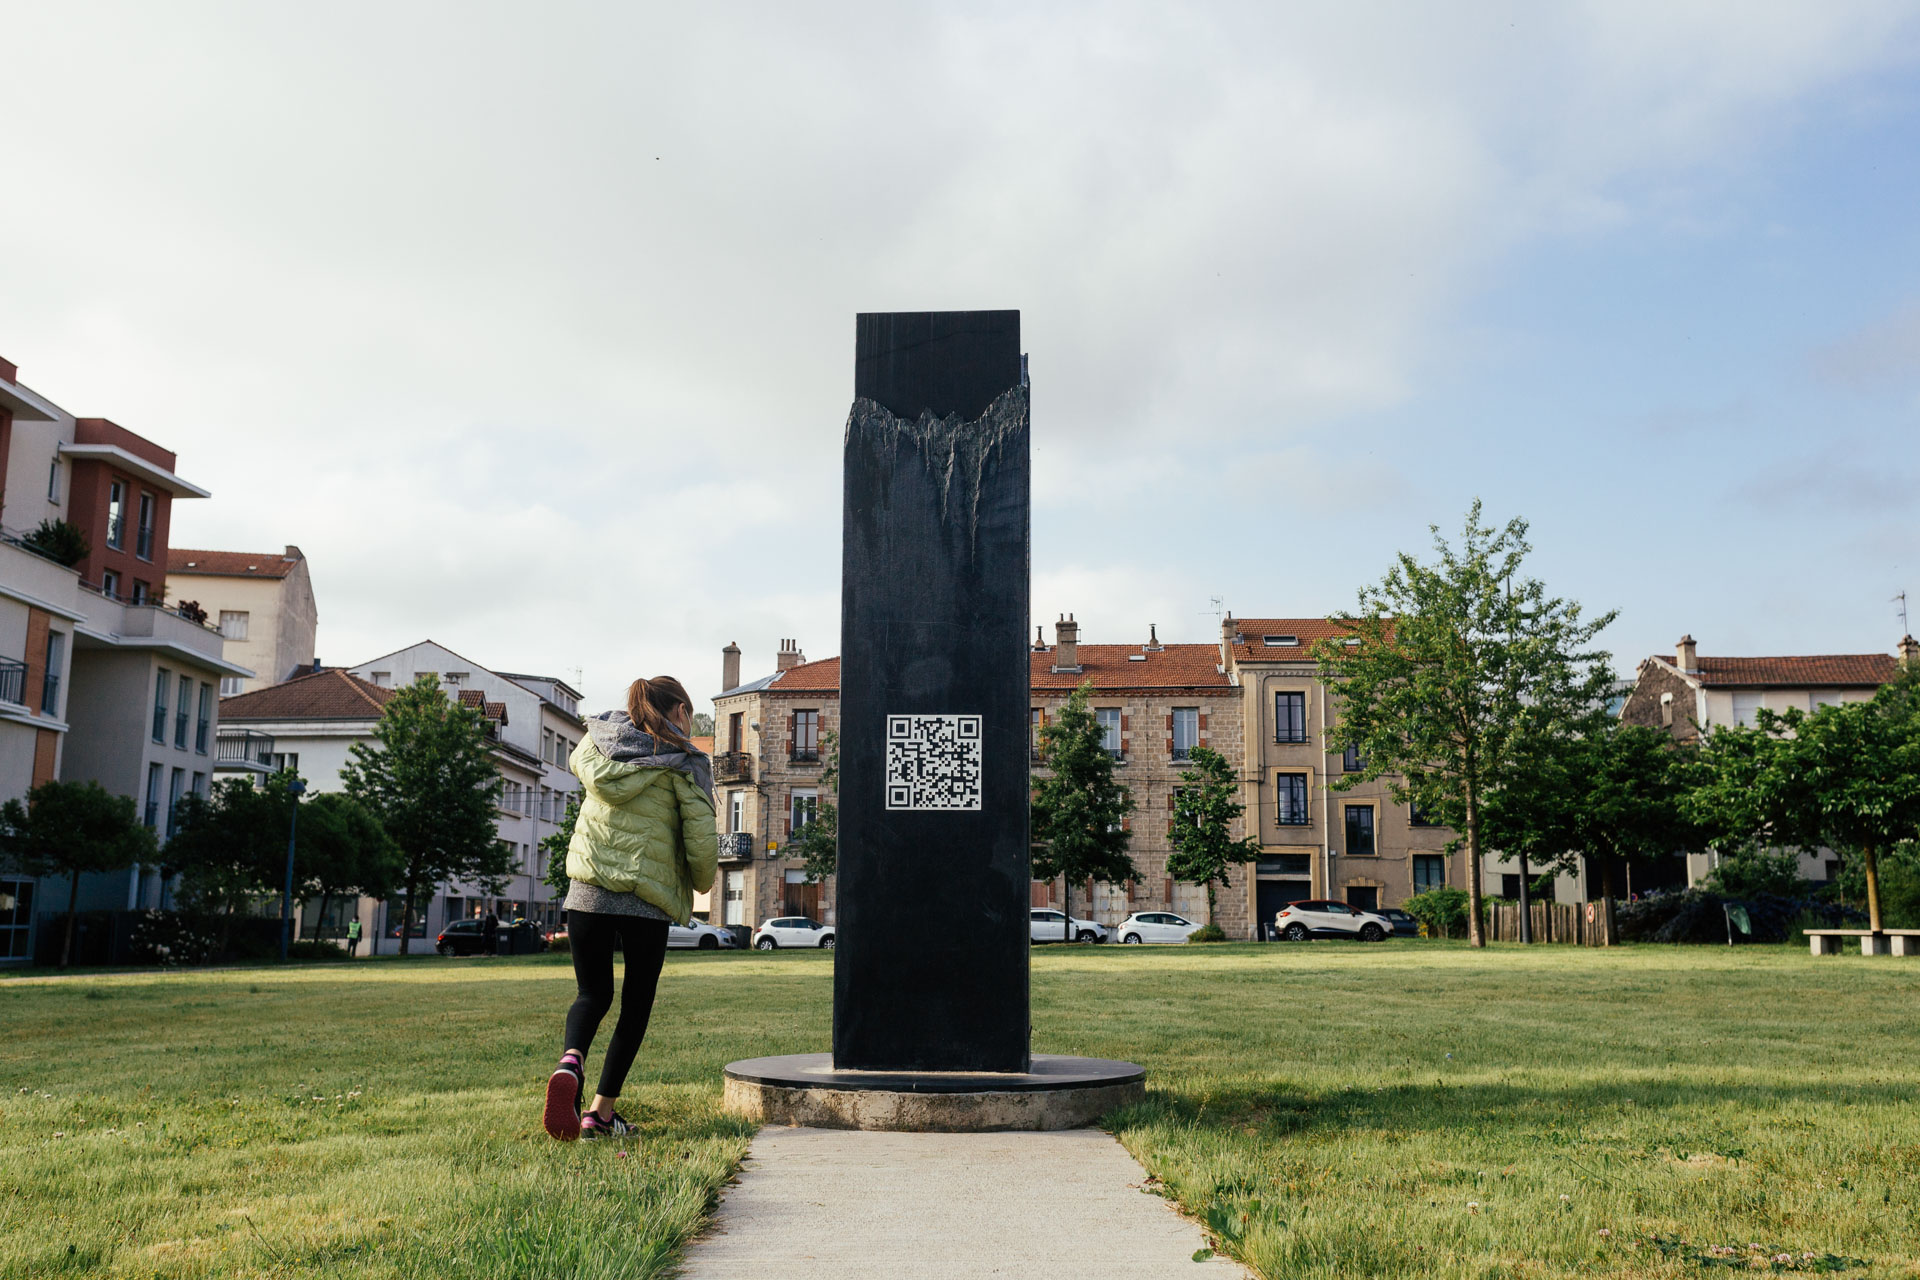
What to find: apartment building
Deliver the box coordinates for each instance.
[1220,616,1463,926]
[0,356,249,961]
[707,624,1253,936]
[165,547,318,693]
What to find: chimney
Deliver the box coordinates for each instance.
[1033,625,1047,652]
[284,545,303,561]
[722,641,741,691]
[1676,634,1698,673]
[1054,614,1079,671]
[776,638,805,672]
[1221,612,1237,646]
[1900,635,1919,667]
[0,356,16,384]
[1146,623,1162,652]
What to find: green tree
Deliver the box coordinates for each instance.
[296,793,404,941]
[1030,682,1136,941]
[0,780,156,966]
[540,790,580,898]
[788,731,839,886]
[340,675,511,954]
[168,775,293,953]
[1314,502,1618,948]
[691,711,715,737]
[1166,746,1260,927]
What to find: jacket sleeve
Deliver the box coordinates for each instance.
[676,773,719,897]
[570,737,652,807]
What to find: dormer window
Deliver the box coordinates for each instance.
[1263,634,1298,647]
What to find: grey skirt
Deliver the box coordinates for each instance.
[563,879,673,923]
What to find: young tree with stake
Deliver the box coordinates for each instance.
[1166,746,1260,928]
[1030,682,1136,941]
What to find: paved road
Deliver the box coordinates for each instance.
[679,1126,1249,1279]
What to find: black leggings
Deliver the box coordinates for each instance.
[562,912,671,1099]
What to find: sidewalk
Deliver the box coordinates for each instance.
[679,1126,1249,1279]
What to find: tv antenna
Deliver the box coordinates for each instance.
[1200,595,1226,621]
[1897,591,1910,636]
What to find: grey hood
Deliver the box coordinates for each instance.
[586,710,714,801]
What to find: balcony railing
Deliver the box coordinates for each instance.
[152,704,167,741]
[714,752,754,785]
[720,832,753,860]
[136,525,154,560]
[789,746,821,764]
[215,728,276,770]
[0,658,26,707]
[175,710,189,748]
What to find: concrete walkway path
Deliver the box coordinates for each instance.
[679,1126,1249,1279]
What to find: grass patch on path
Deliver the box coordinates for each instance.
[2,943,1916,1278]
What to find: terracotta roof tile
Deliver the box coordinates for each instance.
[749,647,1228,697]
[767,657,841,692]
[168,548,300,579]
[1669,653,1900,688]
[1225,617,1366,663]
[220,669,392,720]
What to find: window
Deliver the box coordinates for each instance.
[131,580,149,605]
[1342,744,1366,773]
[0,878,35,960]
[1413,855,1446,892]
[1031,707,1044,760]
[1410,798,1439,827]
[101,570,120,599]
[792,709,820,762]
[729,790,745,834]
[542,728,554,762]
[1274,691,1307,742]
[46,458,60,503]
[191,771,206,798]
[153,668,170,742]
[1262,634,1298,647]
[167,768,186,837]
[727,712,743,753]
[385,899,428,938]
[1344,805,1376,856]
[790,788,818,835]
[371,671,391,687]
[444,671,468,688]
[219,611,250,641]
[135,493,155,560]
[269,752,299,774]
[1274,773,1310,825]
[42,632,62,718]
[219,676,243,696]
[1732,692,1764,728]
[1096,708,1122,758]
[106,481,125,549]
[144,762,163,827]
[1347,885,1379,912]
[175,674,191,748]
[1258,854,1313,876]
[195,684,212,753]
[1171,707,1199,760]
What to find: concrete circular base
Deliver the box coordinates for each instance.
[722,1053,1146,1132]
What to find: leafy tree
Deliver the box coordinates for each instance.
[540,790,580,898]
[1030,682,1136,941]
[0,780,156,966]
[168,775,293,952]
[788,731,840,886]
[1703,847,1804,900]
[1314,502,1618,947]
[1166,746,1259,927]
[296,793,404,941]
[1403,885,1470,938]
[340,675,511,954]
[22,518,88,568]
[691,711,715,736]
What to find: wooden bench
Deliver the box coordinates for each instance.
[1805,928,1920,957]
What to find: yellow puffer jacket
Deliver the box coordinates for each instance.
[566,716,718,922]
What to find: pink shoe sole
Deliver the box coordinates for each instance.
[544,1068,582,1141]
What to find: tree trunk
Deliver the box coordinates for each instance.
[1464,793,1486,948]
[1206,879,1217,926]
[60,871,81,968]
[1516,849,1532,944]
[400,884,415,956]
[1062,874,1070,942]
[1600,859,1618,948]
[1863,842,1883,934]
[316,890,333,946]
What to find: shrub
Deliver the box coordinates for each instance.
[127,909,223,966]
[1187,923,1228,942]
[1404,886,1470,939]
[546,933,570,955]
[1705,848,1806,899]
[1617,888,1863,945]
[21,518,89,567]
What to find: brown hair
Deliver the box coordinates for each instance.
[627,675,695,751]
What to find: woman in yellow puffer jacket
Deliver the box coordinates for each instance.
[542,675,718,1142]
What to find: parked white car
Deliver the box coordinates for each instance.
[1114,911,1202,944]
[1028,908,1107,944]
[752,916,836,950]
[1273,899,1396,942]
[668,921,735,950]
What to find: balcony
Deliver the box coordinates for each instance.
[215,728,276,772]
[714,752,754,785]
[0,658,26,707]
[789,747,821,765]
[720,832,753,861]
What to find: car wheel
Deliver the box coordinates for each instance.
[820,935,835,949]
[698,934,719,950]
[1076,929,1097,943]
[1283,923,1310,942]
[1122,933,1143,945]
[755,938,777,950]
[1360,923,1385,942]
[436,942,453,956]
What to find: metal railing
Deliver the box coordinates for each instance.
[195,718,209,753]
[720,832,753,860]
[0,658,25,706]
[152,702,167,742]
[714,752,754,784]
[175,710,189,748]
[789,746,821,764]
[215,728,276,769]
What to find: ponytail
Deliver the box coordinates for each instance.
[627,675,695,752]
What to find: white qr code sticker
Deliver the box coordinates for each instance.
[885,714,983,811]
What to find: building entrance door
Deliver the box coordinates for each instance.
[783,871,821,920]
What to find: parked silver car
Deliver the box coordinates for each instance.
[1028,908,1107,944]
[752,916,836,950]
[668,921,735,950]
[1114,911,1202,944]
[1274,899,1396,942]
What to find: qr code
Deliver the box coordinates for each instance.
[885,714,983,810]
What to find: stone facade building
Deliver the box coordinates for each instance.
[1219,616,1464,930]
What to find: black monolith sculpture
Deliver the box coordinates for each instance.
[833,311,1031,1073]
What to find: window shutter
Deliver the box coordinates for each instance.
[1164,877,1173,903]
[1198,712,1208,731]
[1120,713,1130,732]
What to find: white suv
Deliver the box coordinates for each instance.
[752,916,835,950]
[1028,908,1107,944]
[1114,911,1201,944]
[1273,899,1396,942]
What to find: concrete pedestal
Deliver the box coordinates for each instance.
[723,1053,1145,1132]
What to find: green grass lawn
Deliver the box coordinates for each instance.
[1,942,1916,1279]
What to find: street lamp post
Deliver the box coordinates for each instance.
[279,776,308,962]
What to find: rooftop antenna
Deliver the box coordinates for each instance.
[1200,595,1225,621]
[1897,591,1910,636]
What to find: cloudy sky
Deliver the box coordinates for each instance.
[4,2,1917,711]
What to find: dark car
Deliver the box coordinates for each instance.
[436,919,546,956]
[1376,907,1419,938]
